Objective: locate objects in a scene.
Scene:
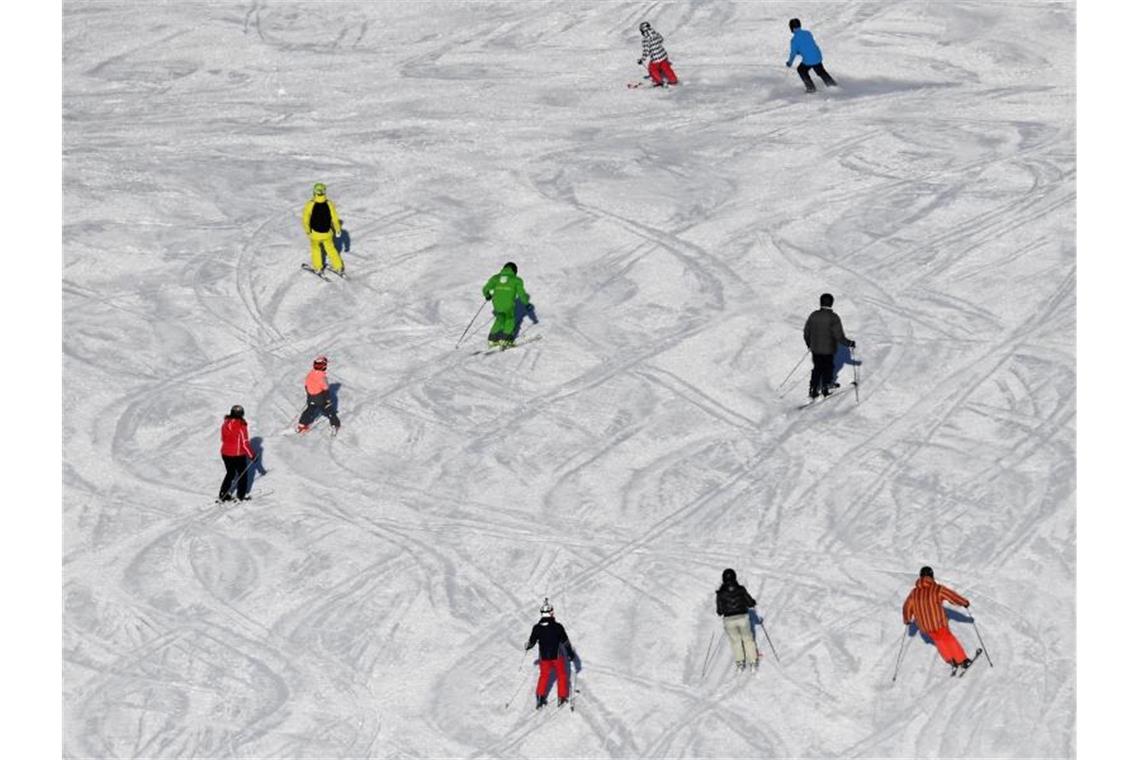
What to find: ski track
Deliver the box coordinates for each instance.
[64,1,1074,758]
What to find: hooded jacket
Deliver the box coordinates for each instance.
[902,577,969,634]
[716,582,757,617]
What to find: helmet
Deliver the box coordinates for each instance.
[920,566,934,578]
[504,261,518,274]
[540,598,554,617]
[313,355,328,370]
[639,21,651,34]
[229,404,244,419]
[789,18,802,32]
[722,568,737,584]
[313,182,327,197]
[820,292,834,307]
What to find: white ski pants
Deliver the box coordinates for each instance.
[723,614,759,665]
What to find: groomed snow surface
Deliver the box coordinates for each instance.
[63,2,1074,757]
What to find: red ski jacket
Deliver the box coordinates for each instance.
[220,417,253,457]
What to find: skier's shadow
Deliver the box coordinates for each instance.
[248,436,268,487]
[334,226,351,254]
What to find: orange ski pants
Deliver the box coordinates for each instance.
[928,626,968,664]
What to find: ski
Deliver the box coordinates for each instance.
[471,334,543,356]
[301,263,329,281]
[214,489,273,505]
[958,649,984,678]
[796,384,854,410]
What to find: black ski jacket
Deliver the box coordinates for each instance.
[526,618,575,661]
[716,583,757,617]
[803,307,854,355]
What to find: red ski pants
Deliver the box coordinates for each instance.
[647,60,678,85]
[536,657,569,700]
[928,626,968,664]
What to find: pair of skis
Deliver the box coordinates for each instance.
[796,381,857,410]
[301,263,349,281]
[471,334,543,356]
[950,648,985,678]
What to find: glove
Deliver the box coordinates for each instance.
[786,62,792,68]
[637,58,644,65]
[485,294,492,301]
[849,340,856,349]
[964,601,970,608]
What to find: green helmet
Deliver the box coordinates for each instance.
[313,182,327,197]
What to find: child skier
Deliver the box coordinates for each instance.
[219,404,254,502]
[481,262,531,348]
[302,182,345,275]
[637,22,679,86]
[525,599,577,709]
[902,566,975,672]
[716,568,761,671]
[785,18,837,93]
[296,355,341,435]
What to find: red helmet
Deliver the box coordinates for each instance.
[313,355,328,370]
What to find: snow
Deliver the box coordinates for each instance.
[63,1,1074,757]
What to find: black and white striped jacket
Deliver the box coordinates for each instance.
[640,30,669,63]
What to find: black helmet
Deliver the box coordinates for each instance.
[789,18,802,31]
[722,568,737,584]
[229,404,244,419]
[639,21,651,34]
[920,566,934,578]
[504,261,518,274]
[820,292,834,307]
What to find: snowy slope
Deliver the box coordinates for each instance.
[63,1,1074,757]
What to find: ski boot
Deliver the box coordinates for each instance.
[535,695,547,710]
[557,697,568,708]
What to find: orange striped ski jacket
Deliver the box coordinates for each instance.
[902,577,968,634]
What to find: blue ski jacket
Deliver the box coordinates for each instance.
[786,28,823,67]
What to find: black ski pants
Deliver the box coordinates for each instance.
[299,390,341,428]
[810,352,834,397]
[797,62,836,91]
[220,455,250,500]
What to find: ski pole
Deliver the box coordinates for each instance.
[699,628,718,679]
[970,613,994,667]
[455,299,489,349]
[504,650,531,710]
[891,624,911,683]
[759,619,780,663]
[776,350,810,394]
[852,349,861,404]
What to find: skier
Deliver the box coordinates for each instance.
[803,292,856,399]
[716,568,761,672]
[829,342,862,390]
[481,262,531,348]
[525,598,577,709]
[902,566,975,671]
[302,182,345,275]
[296,355,341,434]
[219,404,254,502]
[785,18,837,93]
[637,22,679,87]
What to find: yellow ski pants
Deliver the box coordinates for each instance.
[309,232,344,273]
